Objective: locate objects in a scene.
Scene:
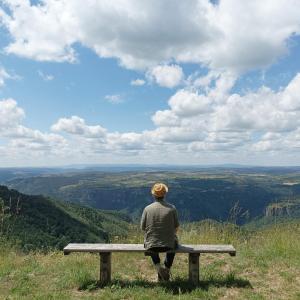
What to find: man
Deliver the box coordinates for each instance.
[140,182,180,281]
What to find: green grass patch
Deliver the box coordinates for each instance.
[1,221,299,299]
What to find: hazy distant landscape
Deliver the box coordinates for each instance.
[2,166,300,225]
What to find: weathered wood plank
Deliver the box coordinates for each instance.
[100,252,111,284]
[63,243,236,286]
[188,253,200,284]
[63,243,236,255]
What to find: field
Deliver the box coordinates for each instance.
[1,221,299,300]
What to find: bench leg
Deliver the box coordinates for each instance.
[100,252,111,285]
[188,253,200,284]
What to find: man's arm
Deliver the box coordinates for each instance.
[173,208,180,231]
[140,209,147,231]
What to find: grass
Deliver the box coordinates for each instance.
[0,221,300,299]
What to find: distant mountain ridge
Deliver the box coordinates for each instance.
[2,164,300,181]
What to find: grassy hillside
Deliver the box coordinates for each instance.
[0,221,299,299]
[0,185,130,251]
[7,170,300,223]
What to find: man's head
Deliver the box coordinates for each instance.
[151,183,168,200]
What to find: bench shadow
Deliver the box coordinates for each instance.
[79,273,252,294]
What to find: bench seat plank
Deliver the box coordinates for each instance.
[64,243,236,256]
[64,243,236,285]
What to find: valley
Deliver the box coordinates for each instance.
[3,166,300,224]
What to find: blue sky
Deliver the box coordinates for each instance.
[1,0,300,166]
[0,44,172,132]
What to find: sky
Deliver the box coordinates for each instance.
[1,0,300,167]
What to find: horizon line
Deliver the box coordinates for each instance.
[1,163,300,169]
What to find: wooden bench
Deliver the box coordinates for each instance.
[63,243,236,285]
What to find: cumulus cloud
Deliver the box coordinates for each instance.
[1,0,300,73]
[0,0,78,62]
[146,127,205,144]
[152,110,181,127]
[278,74,300,111]
[168,89,213,116]
[0,98,25,129]
[106,132,145,150]
[51,115,107,138]
[148,65,184,88]
[2,71,300,162]
[130,79,145,86]
[211,87,300,133]
[189,132,251,152]
[148,72,300,154]
[0,98,67,161]
[3,68,300,166]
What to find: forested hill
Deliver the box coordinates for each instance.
[6,170,300,223]
[0,185,130,251]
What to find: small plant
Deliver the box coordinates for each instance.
[228,200,250,225]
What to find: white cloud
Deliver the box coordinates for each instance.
[1,0,78,63]
[0,67,19,87]
[0,98,25,129]
[152,110,180,127]
[146,127,205,144]
[2,0,300,73]
[0,98,67,161]
[168,89,213,117]
[104,94,123,104]
[38,70,54,81]
[148,72,300,155]
[148,64,184,88]
[8,132,66,151]
[212,88,299,133]
[0,68,11,87]
[189,132,251,152]
[3,72,300,165]
[51,115,107,138]
[106,132,145,150]
[278,73,300,111]
[130,79,145,86]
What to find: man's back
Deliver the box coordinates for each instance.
[141,200,179,250]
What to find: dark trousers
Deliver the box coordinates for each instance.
[148,247,175,269]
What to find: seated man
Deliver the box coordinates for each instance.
[140,182,180,281]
